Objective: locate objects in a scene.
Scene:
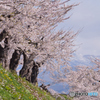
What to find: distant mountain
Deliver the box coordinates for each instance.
[70,54,100,67]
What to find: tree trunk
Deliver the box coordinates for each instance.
[31,62,40,85]
[0,38,10,69]
[9,49,22,71]
[19,52,39,85]
[0,45,5,66]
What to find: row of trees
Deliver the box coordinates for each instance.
[1,1,100,100]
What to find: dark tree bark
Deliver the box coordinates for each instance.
[0,29,8,42]
[0,38,10,69]
[4,38,10,69]
[19,52,40,85]
[0,44,5,66]
[19,52,31,78]
[9,49,22,71]
[31,62,40,85]
[40,84,50,92]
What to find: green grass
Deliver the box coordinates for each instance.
[60,94,73,100]
[0,64,72,100]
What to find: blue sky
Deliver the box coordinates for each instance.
[58,0,100,56]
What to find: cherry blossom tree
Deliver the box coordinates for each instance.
[0,0,77,85]
[0,1,98,100]
[51,57,100,100]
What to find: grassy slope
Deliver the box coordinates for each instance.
[0,64,72,100]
